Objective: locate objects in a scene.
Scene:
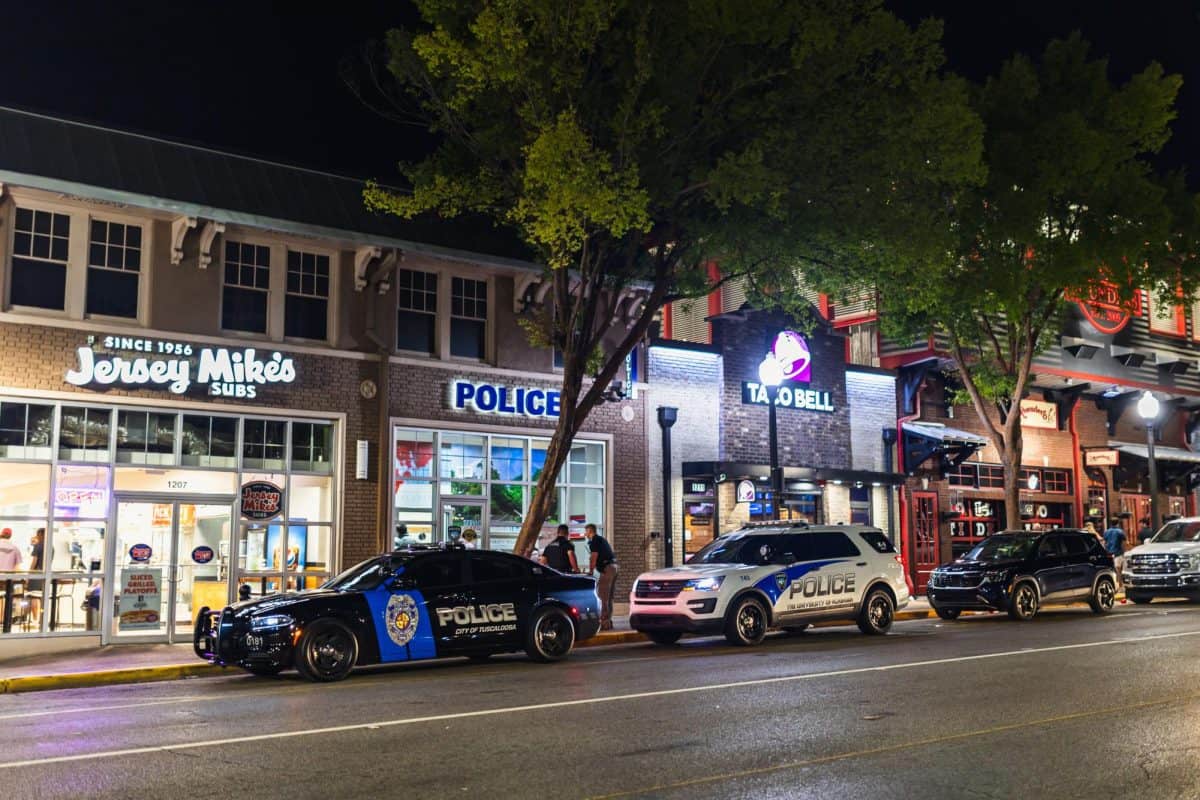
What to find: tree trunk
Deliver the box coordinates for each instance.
[1000,422,1024,532]
[514,394,579,558]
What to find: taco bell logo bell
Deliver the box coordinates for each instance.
[772,330,811,383]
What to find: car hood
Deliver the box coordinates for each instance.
[1127,542,1200,557]
[936,558,1022,572]
[636,563,760,581]
[227,589,342,618]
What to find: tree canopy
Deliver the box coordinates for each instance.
[362,0,985,554]
[808,34,1200,525]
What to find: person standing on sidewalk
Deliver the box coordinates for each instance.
[541,525,578,574]
[585,523,618,630]
[1137,518,1155,545]
[1103,519,1127,587]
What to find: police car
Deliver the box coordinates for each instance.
[629,523,909,646]
[194,545,601,681]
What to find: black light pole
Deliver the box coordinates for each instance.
[1138,391,1161,531]
[882,428,898,543]
[658,406,679,566]
[759,355,784,521]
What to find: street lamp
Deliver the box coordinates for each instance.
[758,354,784,521]
[1137,390,1161,532]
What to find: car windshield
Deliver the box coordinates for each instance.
[1151,521,1200,543]
[322,558,399,592]
[962,535,1038,562]
[687,533,778,565]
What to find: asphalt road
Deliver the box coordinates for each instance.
[3,603,1200,799]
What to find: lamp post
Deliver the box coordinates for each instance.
[1137,391,1161,532]
[758,354,784,521]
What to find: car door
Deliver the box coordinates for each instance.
[1032,534,1070,599]
[773,532,863,620]
[1058,533,1094,598]
[464,551,534,651]
[403,552,472,657]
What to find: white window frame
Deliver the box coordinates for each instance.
[2,190,154,325]
[447,273,492,363]
[283,246,336,344]
[396,266,439,356]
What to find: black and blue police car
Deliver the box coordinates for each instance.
[194,544,601,681]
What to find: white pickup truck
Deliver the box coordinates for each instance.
[1122,517,1200,603]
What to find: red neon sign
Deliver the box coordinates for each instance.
[1070,282,1141,334]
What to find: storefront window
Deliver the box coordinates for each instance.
[243,419,287,471]
[291,422,334,474]
[59,406,112,462]
[491,437,526,482]
[181,415,237,468]
[849,485,872,525]
[289,474,333,522]
[568,442,604,485]
[115,411,177,465]
[54,465,110,518]
[0,462,51,517]
[394,425,606,554]
[440,432,485,496]
[0,401,53,459]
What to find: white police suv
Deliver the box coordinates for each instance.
[629,523,909,646]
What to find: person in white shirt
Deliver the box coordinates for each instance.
[0,528,22,571]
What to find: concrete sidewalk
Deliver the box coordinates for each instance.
[0,597,977,695]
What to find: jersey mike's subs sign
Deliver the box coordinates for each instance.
[241,481,284,521]
[65,335,297,399]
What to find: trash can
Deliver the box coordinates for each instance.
[85,584,101,631]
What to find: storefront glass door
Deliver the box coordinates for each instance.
[441,500,485,548]
[108,498,232,643]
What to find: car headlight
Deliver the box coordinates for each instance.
[250,614,294,630]
[682,576,724,592]
[981,570,1011,586]
[1179,555,1199,572]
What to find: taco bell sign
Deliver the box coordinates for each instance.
[740,330,835,413]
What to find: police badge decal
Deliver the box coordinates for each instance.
[775,573,788,592]
[386,594,419,647]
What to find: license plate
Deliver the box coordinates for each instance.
[245,634,265,649]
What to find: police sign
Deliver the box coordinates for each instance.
[450,380,561,418]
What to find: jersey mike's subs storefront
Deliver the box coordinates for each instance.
[0,330,345,655]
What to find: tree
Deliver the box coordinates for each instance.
[812,34,1200,527]
[360,0,983,556]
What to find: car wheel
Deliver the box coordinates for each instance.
[724,596,769,646]
[294,620,358,682]
[934,606,961,621]
[1128,593,1153,605]
[857,588,895,635]
[1089,577,1116,614]
[525,606,576,662]
[1007,582,1039,621]
[782,624,810,635]
[243,663,285,677]
[646,630,683,645]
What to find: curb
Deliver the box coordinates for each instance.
[0,663,220,695]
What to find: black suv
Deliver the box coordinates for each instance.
[927,530,1117,621]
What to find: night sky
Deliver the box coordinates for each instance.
[0,1,1197,185]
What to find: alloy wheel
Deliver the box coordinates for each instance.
[737,602,765,642]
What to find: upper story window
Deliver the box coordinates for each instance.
[223,241,271,334]
[451,277,487,359]
[11,207,70,310]
[397,268,437,354]
[284,249,330,341]
[86,220,142,318]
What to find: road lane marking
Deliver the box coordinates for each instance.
[1,626,1199,770]
[588,692,1200,799]
[2,605,1195,721]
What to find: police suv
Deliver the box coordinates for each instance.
[1122,517,1200,603]
[195,545,601,681]
[629,523,909,646]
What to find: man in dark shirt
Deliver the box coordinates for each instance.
[586,523,618,630]
[1137,518,1155,545]
[540,525,578,574]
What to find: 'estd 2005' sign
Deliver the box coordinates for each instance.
[241,482,284,521]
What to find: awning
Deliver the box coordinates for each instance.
[1110,442,1200,464]
[1110,441,1200,489]
[902,422,988,472]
